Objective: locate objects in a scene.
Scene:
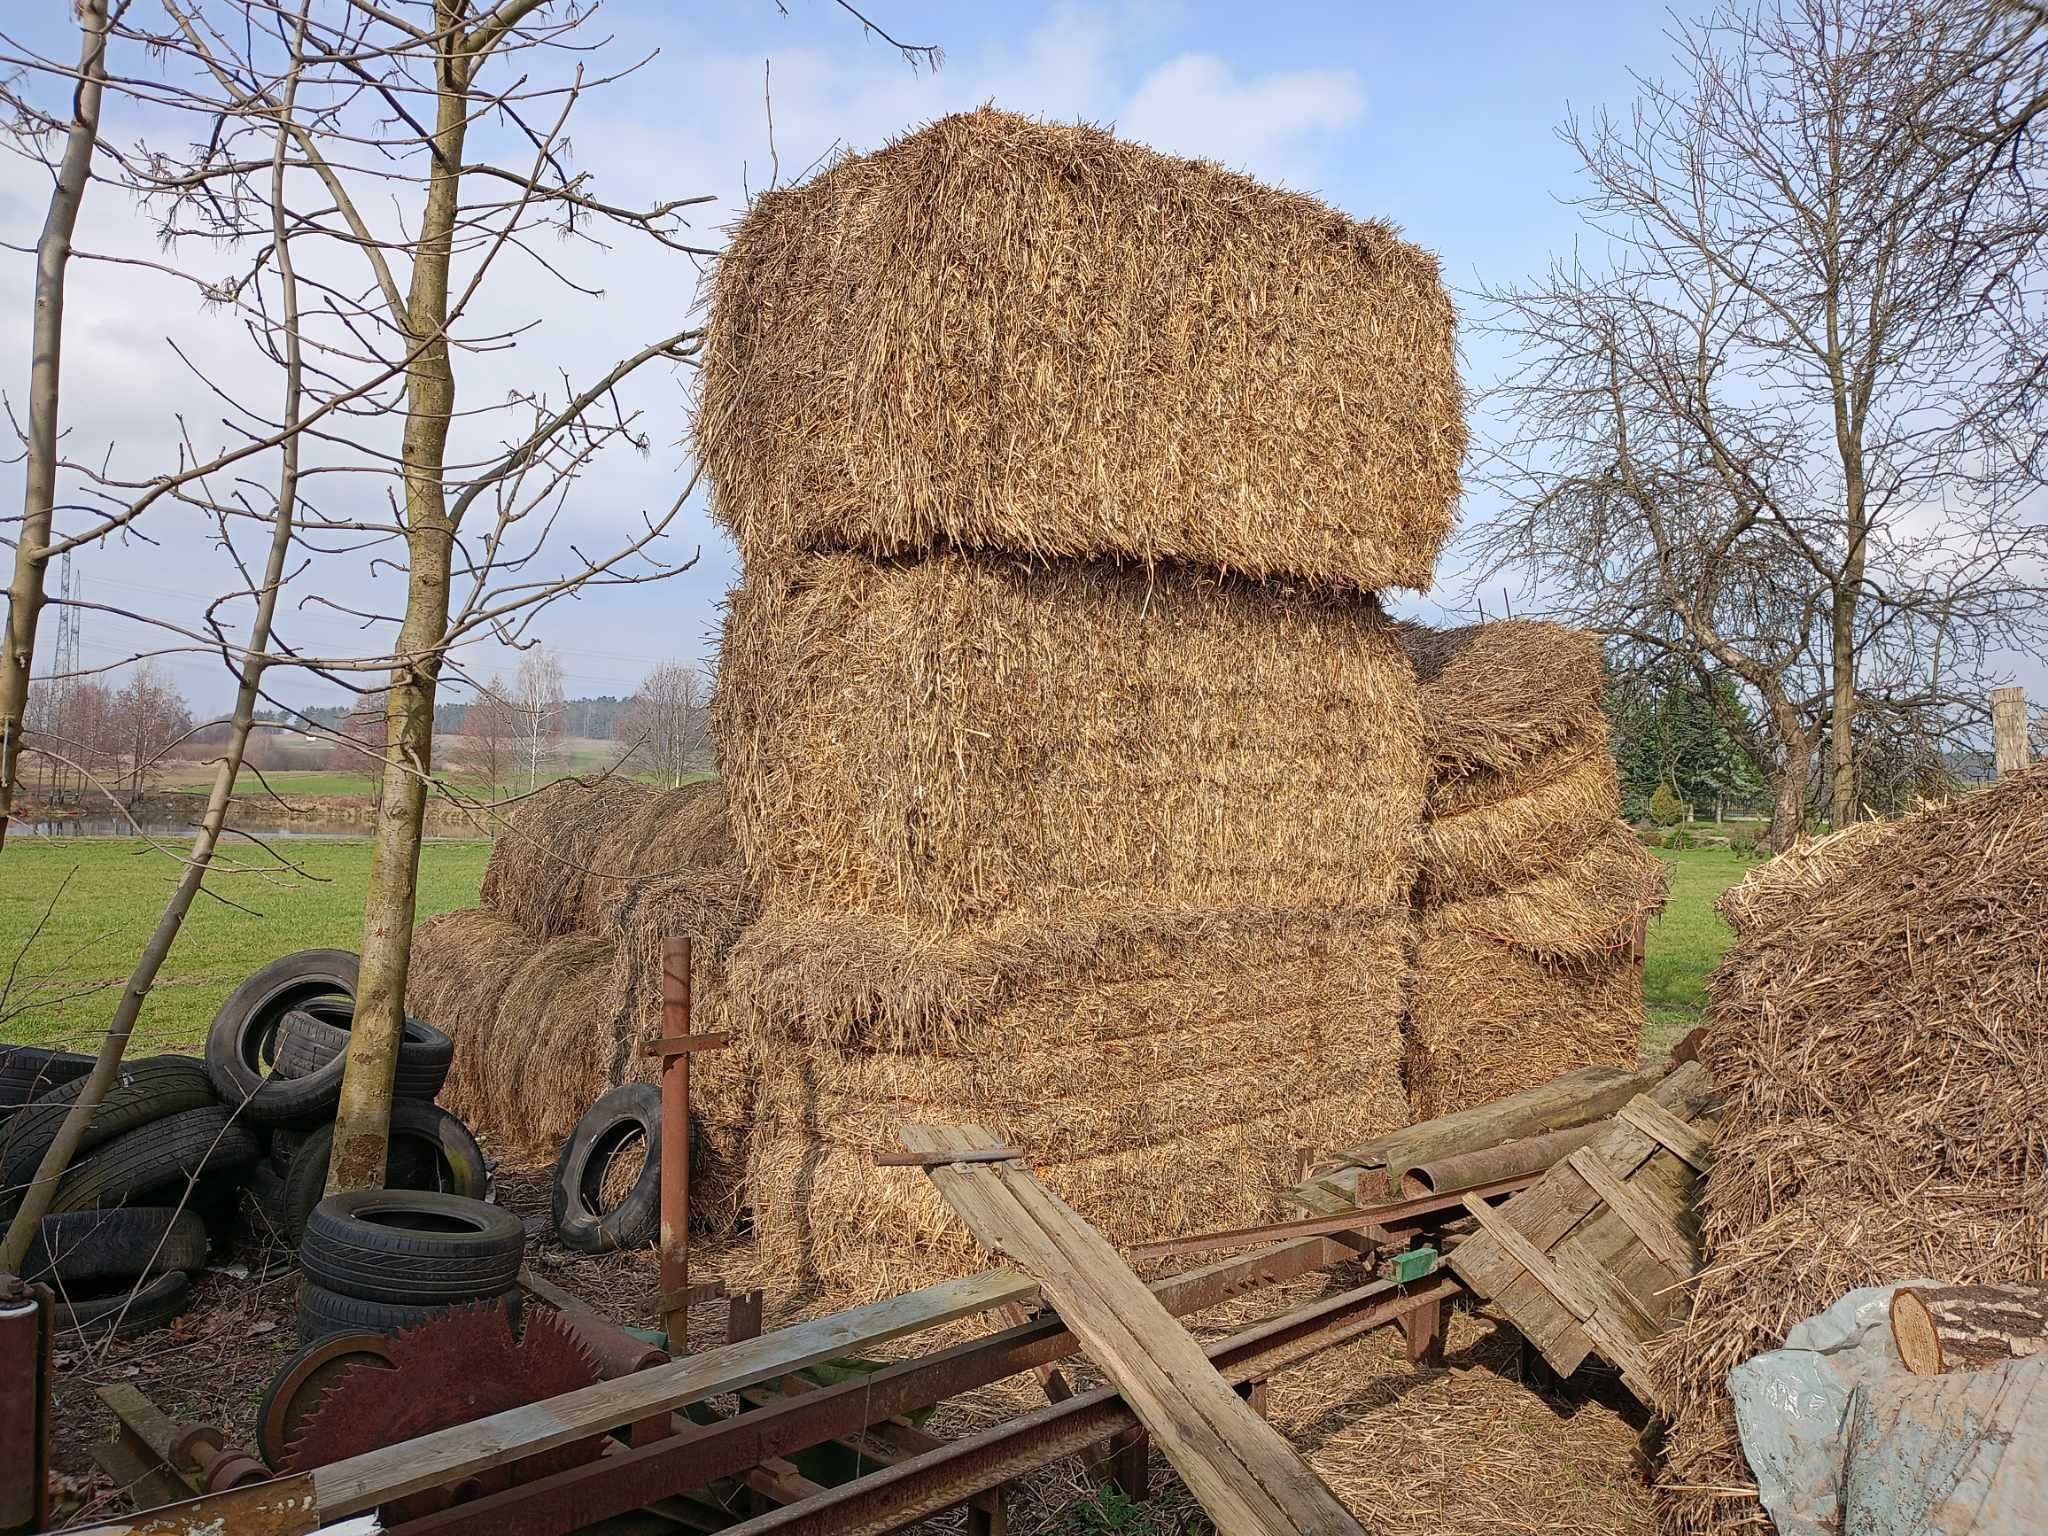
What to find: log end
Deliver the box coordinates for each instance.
[1890,1287,1942,1375]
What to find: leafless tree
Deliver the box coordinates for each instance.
[110,661,192,799]
[454,675,519,797]
[618,659,707,789]
[1473,0,2048,844]
[512,647,565,794]
[0,0,937,1239]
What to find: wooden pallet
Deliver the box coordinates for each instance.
[1446,1059,1720,1411]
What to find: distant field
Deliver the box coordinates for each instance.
[0,837,489,1053]
[155,768,383,797]
[1642,845,1749,1052]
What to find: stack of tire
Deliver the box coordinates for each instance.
[1,1047,258,1337]
[207,950,488,1249]
[296,1189,526,1343]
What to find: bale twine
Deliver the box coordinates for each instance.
[1656,768,2048,1536]
[698,107,1462,593]
[732,910,1414,1300]
[714,552,1425,933]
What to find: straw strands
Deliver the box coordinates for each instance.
[699,108,1462,593]
[1419,746,1623,902]
[1400,619,1607,789]
[715,552,1425,930]
[1712,819,1887,937]
[1657,768,2048,1535]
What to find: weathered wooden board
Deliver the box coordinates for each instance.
[904,1123,1367,1536]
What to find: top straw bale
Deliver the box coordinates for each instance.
[698,108,1463,591]
[1398,619,1607,786]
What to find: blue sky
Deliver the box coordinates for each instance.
[1,2,1698,710]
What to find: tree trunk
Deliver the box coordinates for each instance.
[1828,589,1859,827]
[0,0,109,852]
[1763,696,1815,853]
[1891,1283,2048,1376]
[326,10,469,1194]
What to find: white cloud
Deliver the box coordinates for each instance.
[1118,53,1365,182]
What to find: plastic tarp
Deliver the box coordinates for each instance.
[1840,1354,2048,1536]
[1727,1283,1933,1536]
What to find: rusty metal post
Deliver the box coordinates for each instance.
[0,1281,52,1536]
[659,935,693,1350]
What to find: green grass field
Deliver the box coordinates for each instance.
[2,838,1748,1061]
[155,768,385,797]
[0,837,490,1053]
[1642,845,1748,1052]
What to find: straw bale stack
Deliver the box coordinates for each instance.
[714,553,1425,931]
[406,780,757,1227]
[732,910,1413,1298]
[1657,768,2048,1536]
[1398,622,1660,1117]
[699,108,1462,593]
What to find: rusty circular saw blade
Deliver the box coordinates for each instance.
[282,1303,605,1506]
[258,1330,395,1470]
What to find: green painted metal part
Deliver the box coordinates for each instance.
[1386,1246,1439,1285]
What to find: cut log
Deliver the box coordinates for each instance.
[1890,1283,2048,1376]
[1338,1062,1671,1195]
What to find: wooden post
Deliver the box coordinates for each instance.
[1401,1297,1447,1367]
[1992,687,2029,778]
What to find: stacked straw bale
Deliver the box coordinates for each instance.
[1399,621,1664,1118]
[703,109,1451,1295]
[699,107,1463,593]
[1657,768,2048,1536]
[407,779,758,1227]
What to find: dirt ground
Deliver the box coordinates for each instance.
[44,1169,1657,1536]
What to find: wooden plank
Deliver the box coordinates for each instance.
[68,1473,321,1536]
[874,1146,1027,1168]
[308,1267,1037,1518]
[905,1123,1366,1536]
[1460,1197,1599,1323]
[1563,1148,1697,1273]
[1566,1249,1671,1413]
[1618,1096,1712,1171]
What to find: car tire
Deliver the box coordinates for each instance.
[48,1106,261,1214]
[1,1056,218,1189]
[22,1207,210,1289]
[204,950,357,1125]
[297,1282,521,1345]
[277,1103,489,1247]
[0,1047,94,1111]
[551,1084,671,1254]
[55,1271,193,1340]
[271,1004,453,1102]
[246,1160,291,1243]
[299,1189,524,1304]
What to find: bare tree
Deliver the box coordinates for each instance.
[512,646,566,795]
[0,0,110,849]
[1474,0,2048,842]
[110,661,192,799]
[454,675,519,796]
[618,659,707,788]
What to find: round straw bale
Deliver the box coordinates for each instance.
[1437,824,1667,963]
[1398,619,1608,783]
[1657,768,2048,1534]
[405,908,538,1122]
[699,108,1462,592]
[1408,927,1644,1121]
[1418,749,1622,903]
[714,552,1425,932]
[479,777,666,939]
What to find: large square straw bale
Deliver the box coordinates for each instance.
[699,108,1462,591]
[714,552,1425,931]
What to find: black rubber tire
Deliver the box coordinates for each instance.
[297,1282,520,1345]
[22,1207,209,1289]
[277,1102,489,1247]
[271,1003,453,1102]
[246,1160,291,1243]
[204,950,357,1125]
[269,1126,310,1176]
[0,1046,94,1110]
[551,1083,669,1254]
[55,1271,193,1340]
[300,1188,524,1304]
[1,1055,218,1189]
[49,1106,261,1214]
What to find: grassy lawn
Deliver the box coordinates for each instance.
[1642,845,1750,1053]
[0,837,488,1053]
[155,767,383,797]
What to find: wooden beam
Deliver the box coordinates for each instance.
[1617,1097,1712,1171]
[307,1267,1037,1518]
[1993,686,2030,778]
[1562,1149,1696,1273]
[904,1123,1366,1536]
